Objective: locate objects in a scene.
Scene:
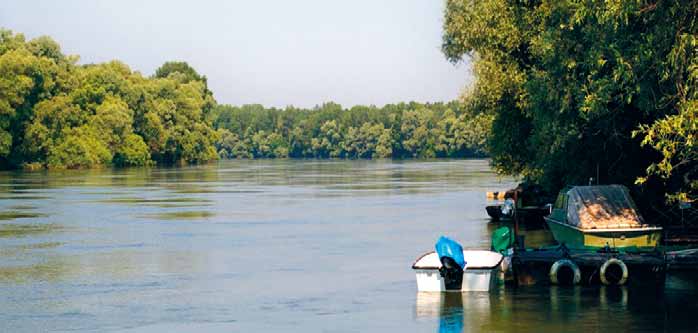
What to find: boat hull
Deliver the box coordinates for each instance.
[412,250,503,292]
[486,205,549,226]
[486,205,505,221]
[414,268,499,292]
[545,217,662,249]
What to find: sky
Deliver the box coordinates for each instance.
[0,0,472,108]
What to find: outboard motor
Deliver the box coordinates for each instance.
[435,236,466,291]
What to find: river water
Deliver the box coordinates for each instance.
[0,159,696,332]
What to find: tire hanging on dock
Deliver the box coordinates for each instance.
[599,258,628,286]
[549,259,581,285]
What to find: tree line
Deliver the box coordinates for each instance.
[0,30,218,169]
[0,28,491,170]
[211,101,491,159]
[442,1,696,207]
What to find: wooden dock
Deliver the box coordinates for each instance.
[511,246,672,286]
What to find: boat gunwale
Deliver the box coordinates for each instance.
[411,250,503,270]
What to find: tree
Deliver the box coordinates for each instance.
[154,61,204,83]
[635,30,698,203]
[442,0,698,209]
[311,120,343,158]
[0,30,219,169]
[0,27,495,169]
[0,31,75,166]
[47,126,112,169]
[401,108,436,158]
[114,134,151,166]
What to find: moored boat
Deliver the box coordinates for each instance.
[485,184,552,225]
[545,185,662,249]
[412,250,503,292]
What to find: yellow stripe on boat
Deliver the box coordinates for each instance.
[545,217,662,249]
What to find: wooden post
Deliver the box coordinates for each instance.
[513,190,520,248]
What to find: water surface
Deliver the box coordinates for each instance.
[0,160,695,332]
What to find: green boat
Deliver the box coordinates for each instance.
[545,185,662,249]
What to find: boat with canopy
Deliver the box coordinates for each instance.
[545,185,662,249]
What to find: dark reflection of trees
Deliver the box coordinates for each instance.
[0,160,512,201]
[0,223,61,238]
[0,256,69,283]
[0,211,45,220]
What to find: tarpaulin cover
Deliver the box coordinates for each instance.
[564,185,649,230]
[435,236,465,269]
[491,226,514,253]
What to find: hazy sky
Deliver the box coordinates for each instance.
[0,0,472,108]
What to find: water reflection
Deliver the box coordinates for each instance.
[1,160,697,332]
[415,292,491,333]
[0,160,520,331]
[0,211,46,220]
[666,272,698,290]
[141,210,215,220]
[93,197,214,208]
[0,257,70,283]
[0,223,61,237]
[415,286,698,332]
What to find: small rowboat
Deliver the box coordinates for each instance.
[412,250,503,292]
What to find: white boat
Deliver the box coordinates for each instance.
[412,250,503,292]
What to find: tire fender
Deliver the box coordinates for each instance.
[549,259,581,285]
[599,258,628,286]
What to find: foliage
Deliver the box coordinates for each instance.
[443,0,698,204]
[0,29,219,169]
[0,28,492,170]
[211,101,491,159]
[46,127,112,169]
[114,134,151,167]
[154,61,205,83]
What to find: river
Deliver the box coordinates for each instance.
[0,159,696,332]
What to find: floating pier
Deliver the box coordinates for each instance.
[508,245,698,287]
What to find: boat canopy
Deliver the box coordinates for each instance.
[564,185,650,230]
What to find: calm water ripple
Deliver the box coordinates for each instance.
[0,160,696,332]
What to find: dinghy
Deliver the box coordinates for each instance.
[412,238,503,292]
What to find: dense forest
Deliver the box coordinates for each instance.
[442,1,696,210]
[0,30,218,169]
[0,28,490,170]
[211,101,491,159]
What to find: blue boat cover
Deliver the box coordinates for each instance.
[435,236,465,269]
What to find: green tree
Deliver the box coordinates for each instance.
[442,0,697,209]
[155,61,205,83]
[0,30,219,169]
[114,134,151,166]
[47,126,112,169]
[0,31,75,166]
[401,108,436,158]
[311,120,343,158]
